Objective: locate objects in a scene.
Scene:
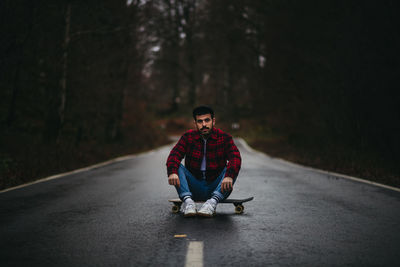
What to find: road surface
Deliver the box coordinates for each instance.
[1,139,400,266]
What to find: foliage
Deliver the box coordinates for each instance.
[140,0,399,185]
[1,0,399,188]
[0,0,168,189]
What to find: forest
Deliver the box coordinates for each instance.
[1,0,399,189]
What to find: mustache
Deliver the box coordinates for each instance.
[201,126,210,130]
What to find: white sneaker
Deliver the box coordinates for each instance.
[198,199,217,217]
[182,201,197,217]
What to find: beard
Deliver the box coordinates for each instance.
[199,125,213,136]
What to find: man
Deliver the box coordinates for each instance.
[166,106,242,217]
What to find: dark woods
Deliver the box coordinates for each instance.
[0,0,166,189]
[1,0,399,189]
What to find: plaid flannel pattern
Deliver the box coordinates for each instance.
[167,128,241,182]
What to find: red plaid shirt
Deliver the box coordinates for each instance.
[166,128,241,182]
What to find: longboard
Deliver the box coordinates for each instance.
[168,197,254,214]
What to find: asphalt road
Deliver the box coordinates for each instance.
[1,139,400,266]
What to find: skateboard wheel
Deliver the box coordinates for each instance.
[235,205,244,214]
[172,205,180,214]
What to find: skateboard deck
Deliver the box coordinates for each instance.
[168,197,254,214]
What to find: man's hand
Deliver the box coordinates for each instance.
[168,173,180,187]
[221,177,233,193]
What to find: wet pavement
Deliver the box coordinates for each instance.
[1,139,400,266]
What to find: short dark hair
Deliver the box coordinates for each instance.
[192,106,214,120]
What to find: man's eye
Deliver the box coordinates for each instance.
[204,119,211,122]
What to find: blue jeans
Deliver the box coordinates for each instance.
[175,164,236,201]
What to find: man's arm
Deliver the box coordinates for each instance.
[166,134,188,186]
[224,135,242,180]
[221,134,241,193]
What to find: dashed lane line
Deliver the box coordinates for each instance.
[185,241,203,267]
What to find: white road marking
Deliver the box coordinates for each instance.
[0,144,174,194]
[236,138,400,193]
[185,241,203,267]
[0,155,135,194]
[3,138,398,194]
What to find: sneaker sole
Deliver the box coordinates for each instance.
[197,212,215,218]
[184,212,197,217]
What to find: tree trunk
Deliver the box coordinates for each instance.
[56,2,71,142]
[6,3,36,127]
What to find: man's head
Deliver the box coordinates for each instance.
[192,106,215,136]
[192,106,214,120]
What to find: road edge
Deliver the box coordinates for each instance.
[2,139,398,194]
[236,138,400,193]
[0,143,173,194]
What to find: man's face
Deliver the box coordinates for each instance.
[194,114,215,136]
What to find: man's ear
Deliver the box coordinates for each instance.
[213,117,216,125]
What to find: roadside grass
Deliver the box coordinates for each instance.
[158,116,399,189]
[9,115,392,192]
[233,119,400,189]
[0,127,170,191]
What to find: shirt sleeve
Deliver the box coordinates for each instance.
[224,135,242,179]
[166,134,187,176]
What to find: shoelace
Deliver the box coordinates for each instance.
[185,202,196,209]
[201,201,214,211]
